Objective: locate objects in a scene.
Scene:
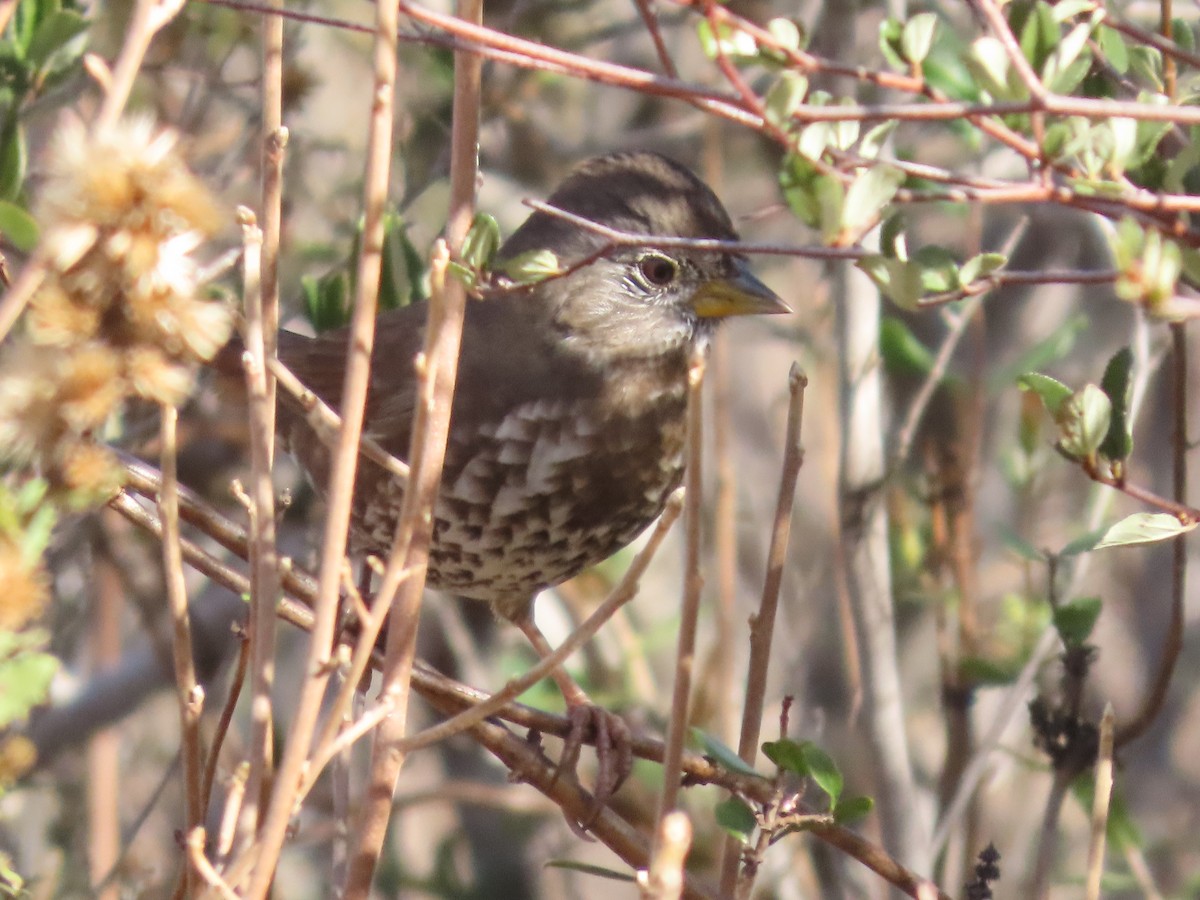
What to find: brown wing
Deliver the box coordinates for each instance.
[276,297,603,489]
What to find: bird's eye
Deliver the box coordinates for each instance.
[638,254,679,287]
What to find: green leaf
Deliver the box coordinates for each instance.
[762,738,809,776]
[1093,513,1196,550]
[1057,384,1112,461]
[0,121,26,202]
[498,248,561,284]
[960,654,1024,685]
[1019,0,1060,71]
[0,631,57,728]
[764,70,807,130]
[965,37,1015,100]
[378,214,425,310]
[1098,346,1133,461]
[1018,372,1074,418]
[0,199,37,251]
[901,13,937,66]
[878,18,906,71]
[843,164,904,234]
[1059,527,1106,557]
[460,211,500,273]
[544,861,636,882]
[858,120,898,160]
[766,17,804,52]
[1053,596,1102,646]
[999,527,1046,562]
[814,173,845,244]
[879,316,937,376]
[25,9,86,69]
[1097,25,1129,73]
[858,255,922,309]
[691,727,763,778]
[834,795,874,824]
[714,797,757,844]
[911,244,960,294]
[799,742,843,806]
[959,252,1006,285]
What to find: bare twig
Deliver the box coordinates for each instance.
[113,476,943,900]
[396,492,682,754]
[234,208,281,845]
[655,351,706,833]
[640,811,693,899]
[158,405,205,894]
[95,0,188,130]
[1116,322,1191,745]
[1085,704,1116,900]
[718,364,807,895]
[343,0,474,889]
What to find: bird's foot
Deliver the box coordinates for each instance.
[552,702,632,833]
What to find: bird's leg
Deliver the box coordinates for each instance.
[514,614,632,814]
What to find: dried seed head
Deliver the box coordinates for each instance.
[0,539,49,631]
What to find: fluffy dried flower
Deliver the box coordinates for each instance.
[0,344,122,464]
[0,540,49,631]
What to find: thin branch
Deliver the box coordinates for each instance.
[1085,703,1116,900]
[113,479,945,900]
[158,404,205,894]
[655,351,706,830]
[344,0,472,887]
[1115,321,1191,745]
[395,491,682,754]
[640,811,693,899]
[719,364,807,895]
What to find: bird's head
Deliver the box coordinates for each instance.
[496,151,788,361]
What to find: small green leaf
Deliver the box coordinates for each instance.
[498,248,561,284]
[714,797,757,843]
[544,861,636,882]
[843,165,904,234]
[766,17,804,52]
[1093,513,1196,550]
[763,71,807,130]
[0,122,26,202]
[1059,527,1107,557]
[1098,346,1133,461]
[878,18,906,71]
[1057,384,1112,461]
[901,13,937,66]
[26,10,87,69]
[798,742,843,806]
[0,200,37,251]
[0,631,57,728]
[691,727,763,778]
[1018,372,1074,418]
[1097,25,1129,73]
[959,252,1006,285]
[966,37,1016,100]
[834,795,874,824]
[1053,596,1102,646]
[858,120,898,160]
[911,244,960,294]
[460,212,500,273]
[999,527,1046,562]
[960,654,1024,685]
[762,738,809,776]
[880,316,936,376]
[815,174,845,244]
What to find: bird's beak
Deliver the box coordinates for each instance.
[690,263,790,319]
